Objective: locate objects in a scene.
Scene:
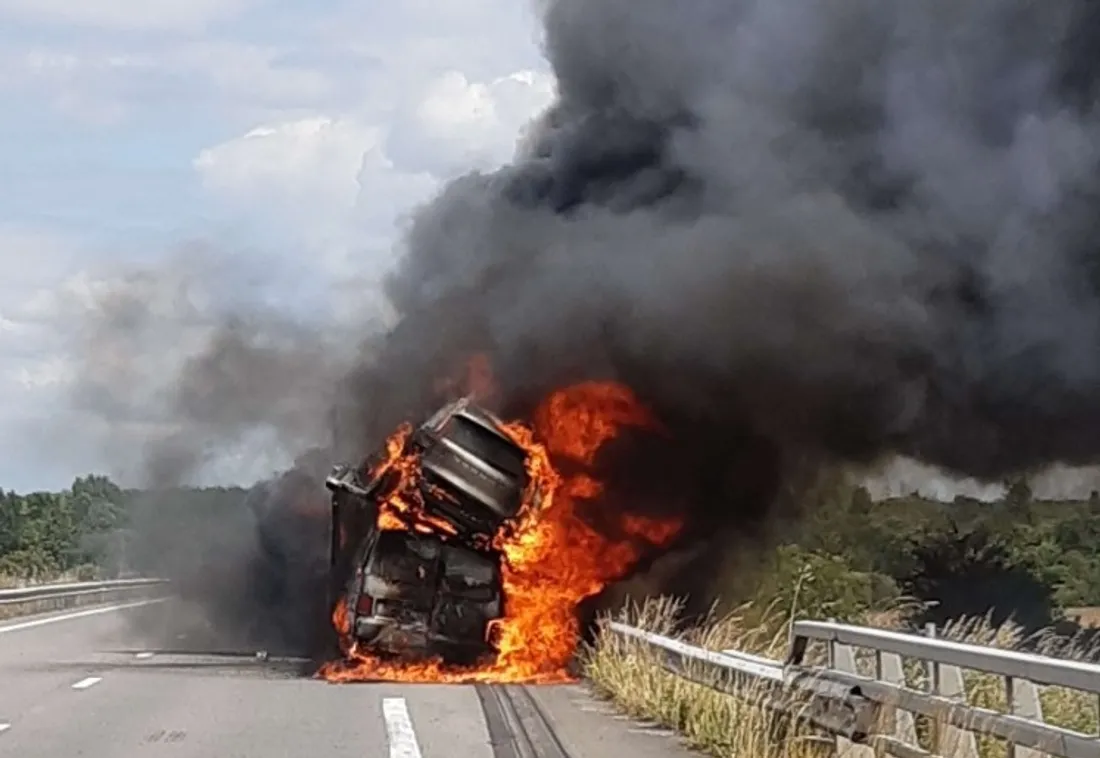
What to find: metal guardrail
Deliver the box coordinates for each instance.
[608,622,879,740]
[0,578,169,611]
[607,619,1100,758]
[790,621,1100,694]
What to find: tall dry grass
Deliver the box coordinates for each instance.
[582,596,1100,758]
[582,595,834,758]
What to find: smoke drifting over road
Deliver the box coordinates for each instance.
[75,0,1100,652]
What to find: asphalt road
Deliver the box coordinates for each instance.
[0,599,699,757]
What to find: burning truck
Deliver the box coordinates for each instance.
[318,381,685,683]
[324,397,537,667]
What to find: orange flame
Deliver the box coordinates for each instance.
[318,379,682,683]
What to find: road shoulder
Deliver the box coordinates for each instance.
[527,683,703,757]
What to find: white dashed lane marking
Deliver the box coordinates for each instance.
[0,723,10,734]
[135,652,154,659]
[71,677,102,690]
[382,697,422,758]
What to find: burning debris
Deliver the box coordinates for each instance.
[319,380,682,683]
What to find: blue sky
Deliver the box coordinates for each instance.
[0,0,555,492]
[0,0,1092,500]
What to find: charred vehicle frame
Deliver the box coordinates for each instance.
[325,397,530,664]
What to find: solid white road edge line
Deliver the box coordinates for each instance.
[0,598,168,635]
[382,698,423,758]
[71,677,102,690]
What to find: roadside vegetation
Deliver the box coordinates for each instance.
[0,475,248,586]
[8,466,1100,614]
[583,470,1100,758]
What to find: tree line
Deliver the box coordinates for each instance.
[734,473,1100,633]
[3,471,1099,634]
[0,475,249,584]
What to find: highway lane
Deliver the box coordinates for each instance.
[0,600,700,757]
[0,600,174,728]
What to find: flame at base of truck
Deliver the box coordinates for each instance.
[318,381,683,683]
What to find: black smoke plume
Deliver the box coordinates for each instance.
[75,0,1100,652]
[332,0,1100,606]
[346,0,1100,479]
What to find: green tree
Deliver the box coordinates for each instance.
[0,476,131,580]
[746,544,900,630]
[68,475,127,571]
[900,522,1058,630]
[1003,475,1034,525]
[850,486,873,516]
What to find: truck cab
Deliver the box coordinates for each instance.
[325,397,529,664]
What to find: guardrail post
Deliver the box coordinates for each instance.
[787,617,1100,758]
[925,622,941,751]
[879,651,919,750]
[1006,675,1045,758]
[923,622,980,758]
[933,657,980,758]
[832,640,876,758]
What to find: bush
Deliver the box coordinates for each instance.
[740,545,901,634]
[74,564,100,582]
[901,524,1059,630]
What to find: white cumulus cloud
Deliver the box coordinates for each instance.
[191,67,555,281]
[196,117,381,212]
[3,41,338,125]
[392,69,556,174]
[0,0,257,31]
[0,0,559,490]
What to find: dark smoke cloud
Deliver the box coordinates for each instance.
[58,249,353,655]
[71,0,1100,650]
[341,0,1100,481]
[331,0,1100,611]
[65,249,355,483]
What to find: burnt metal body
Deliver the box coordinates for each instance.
[326,397,528,664]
